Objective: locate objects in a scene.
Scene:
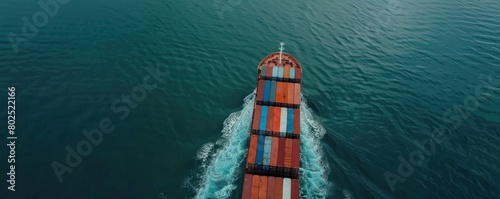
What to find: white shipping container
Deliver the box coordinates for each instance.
[280,107,287,133]
[283,178,291,199]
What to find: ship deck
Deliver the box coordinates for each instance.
[241,52,302,199]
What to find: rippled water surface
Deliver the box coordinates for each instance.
[1,0,499,198]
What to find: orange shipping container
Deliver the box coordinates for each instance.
[241,174,253,199]
[284,139,293,167]
[276,82,283,103]
[270,137,279,166]
[247,135,258,165]
[284,66,290,79]
[258,176,268,199]
[251,175,260,199]
[287,82,294,105]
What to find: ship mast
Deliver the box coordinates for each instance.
[279,42,285,64]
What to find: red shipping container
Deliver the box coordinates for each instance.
[267,177,276,199]
[291,179,300,199]
[293,83,301,105]
[266,105,274,132]
[270,137,279,166]
[284,139,293,167]
[252,105,262,131]
[292,139,300,168]
[273,107,281,133]
[295,69,302,80]
[282,83,287,105]
[247,135,258,165]
[282,83,288,103]
[241,174,253,199]
[278,138,285,167]
[256,80,265,101]
[258,176,268,199]
[293,109,300,135]
[266,66,273,77]
[275,177,283,199]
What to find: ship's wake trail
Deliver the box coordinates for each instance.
[184,94,331,198]
[299,96,332,198]
[185,93,255,199]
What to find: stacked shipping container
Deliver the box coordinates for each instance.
[241,174,300,199]
[242,63,302,199]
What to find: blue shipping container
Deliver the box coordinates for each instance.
[290,68,296,79]
[255,135,265,165]
[263,136,272,168]
[263,81,271,101]
[259,106,268,130]
[272,67,279,77]
[270,81,277,102]
[287,108,294,134]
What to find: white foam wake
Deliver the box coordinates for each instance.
[299,96,332,198]
[188,93,255,199]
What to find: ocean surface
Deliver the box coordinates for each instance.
[1,0,499,198]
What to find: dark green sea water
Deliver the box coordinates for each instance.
[1,0,500,198]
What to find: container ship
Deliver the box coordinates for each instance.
[241,43,302,199]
